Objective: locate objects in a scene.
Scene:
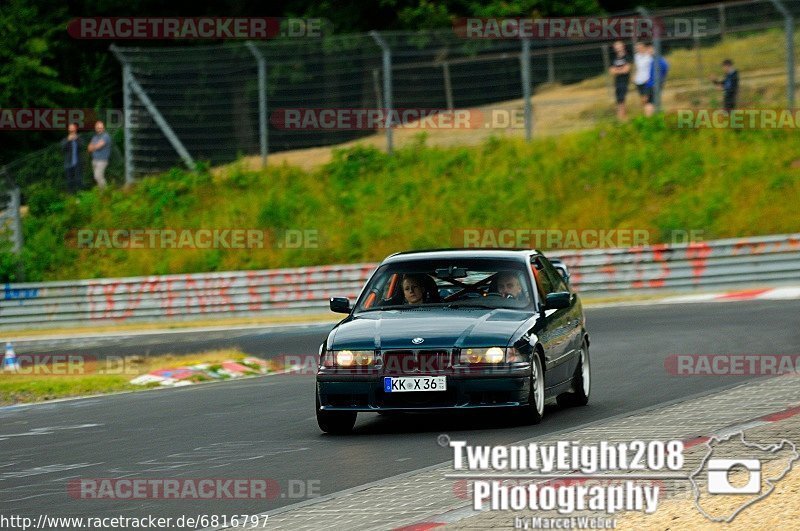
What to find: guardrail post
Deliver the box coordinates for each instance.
[246,42,269,168]
[521,38,533,141]
[369,31,393,153]
[6,186,24,281]
[769,0,795,109]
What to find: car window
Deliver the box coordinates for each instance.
[542,260,569,293]
[353,259,535,312]
[531,256,554,297]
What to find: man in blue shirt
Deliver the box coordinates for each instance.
[712,59,739,111]
[644,43,669,117]
[60,123,83,193]
[87,121,111,189]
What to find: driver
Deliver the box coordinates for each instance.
[496,271,524,300]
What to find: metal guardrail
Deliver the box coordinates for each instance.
[1,234,799,330]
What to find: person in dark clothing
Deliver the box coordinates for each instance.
[61,123,83,193]
[712,59,739,111]
[609,40,631,120]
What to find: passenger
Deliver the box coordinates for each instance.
[497,271,524,300]
[402,274,426,305]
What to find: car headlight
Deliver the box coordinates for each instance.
[460,347,510,364]
[324,350,375,367]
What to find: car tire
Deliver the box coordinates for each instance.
[557,341,590,408]
[522,353,545,424]
[316,396,357,434]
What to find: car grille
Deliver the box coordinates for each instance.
[380,349,452,375]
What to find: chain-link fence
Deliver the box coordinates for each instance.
[104,0,800,179]
[4,0,800,188]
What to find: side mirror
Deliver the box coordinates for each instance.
[545,291,571,310]
[329,297,352,314]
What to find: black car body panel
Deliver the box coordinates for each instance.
[316,249,588,414]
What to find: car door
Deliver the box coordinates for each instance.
[530,256,573,386]
[540,256,583,381]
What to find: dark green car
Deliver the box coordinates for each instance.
[316,249,590,434]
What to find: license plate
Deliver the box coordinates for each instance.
[383,376,447,393]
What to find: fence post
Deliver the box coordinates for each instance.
[601,44,613,99]
[547,45,555,84]
[370,31,393,153]
[110,46,197,171]
[718,3,726,37]
[521,38,532,141]
[694,34,703,89]
[769,0,795,109]
[638,7,662,112]
[122,64,134,185]
[442,62,454,110]
[246,42,269,168]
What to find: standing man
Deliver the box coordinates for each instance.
[633,41,652,110]
[712,59,739,111]
[60,123,82,193]
[609,41,631,120]
[644,43,668,117]
[87,120,111,189]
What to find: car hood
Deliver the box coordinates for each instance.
[328,308,535,350]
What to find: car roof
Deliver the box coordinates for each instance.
[383,248,539,264]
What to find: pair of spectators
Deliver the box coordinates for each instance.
[610,41,738,118]
[609,41,669,119]
[60,121,112,193]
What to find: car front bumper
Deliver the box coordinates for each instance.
[317,366,531,411]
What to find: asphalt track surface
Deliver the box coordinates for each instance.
[2,300,799,524]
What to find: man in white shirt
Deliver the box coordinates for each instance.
[633,42,653,110]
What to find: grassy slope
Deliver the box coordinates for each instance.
[14,116,800,281]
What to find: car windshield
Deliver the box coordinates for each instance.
[354,258,535,312]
